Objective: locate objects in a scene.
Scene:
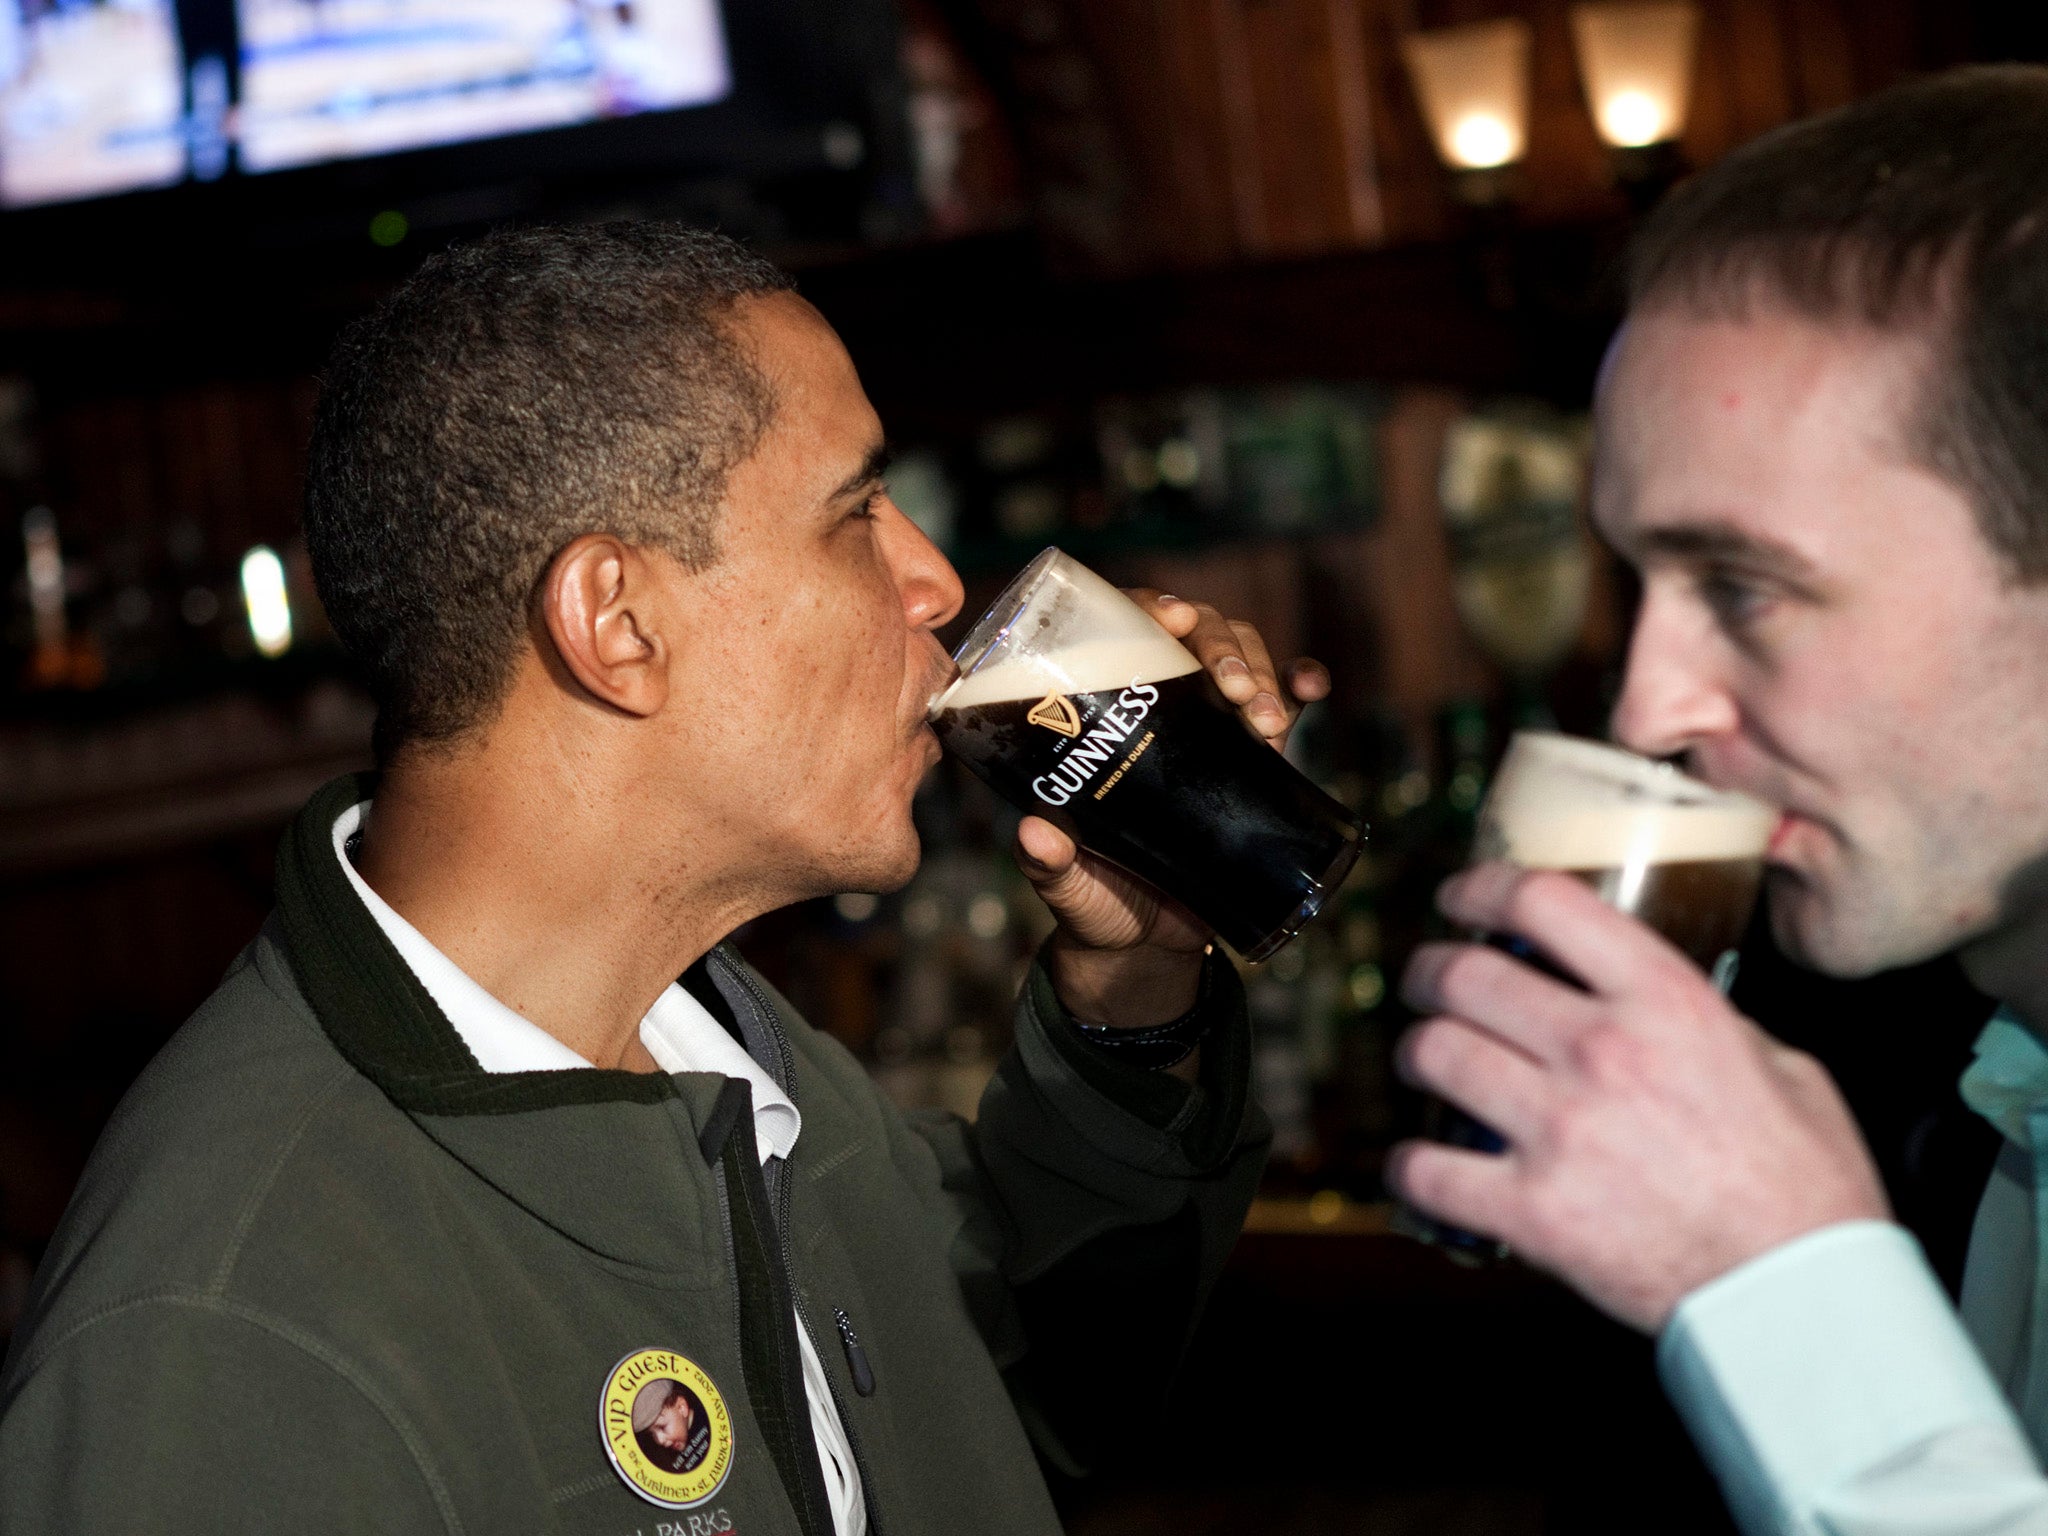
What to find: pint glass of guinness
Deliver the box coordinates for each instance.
[928,548,1363,961]
[1402,731,1777,1260]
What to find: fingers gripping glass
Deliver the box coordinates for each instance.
[928,548,1364,961]
[1396,732,1778,1262]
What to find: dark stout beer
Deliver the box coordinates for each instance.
[1402,732,1777,1260]
[1560,858,1764,971]
[930,552,1362,960]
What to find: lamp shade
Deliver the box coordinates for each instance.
[1400,19,1534,171]
[1569,2,1701,149]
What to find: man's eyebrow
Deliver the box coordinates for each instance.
[1633,521,1822,584]
[827,441,893,503]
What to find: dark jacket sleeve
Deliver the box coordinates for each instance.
[0,1296,454,1534]
[900,947,1270,1475]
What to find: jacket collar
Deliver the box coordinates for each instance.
[278,772,797,1113]
[271,772,819,1268]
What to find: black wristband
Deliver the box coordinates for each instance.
[1065,955,1217,1071]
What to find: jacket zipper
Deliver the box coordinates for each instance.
[726,956,888,1534]
[715,1110,835,1536]
[833,1308,877,1396]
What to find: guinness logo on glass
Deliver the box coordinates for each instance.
[1026,692,1082,737]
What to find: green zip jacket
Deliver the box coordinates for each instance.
[0,776,1267,1534]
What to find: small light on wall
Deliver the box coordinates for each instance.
[1400,18,1534,200]
[240,545,294,658]
[1570,2,1701,151]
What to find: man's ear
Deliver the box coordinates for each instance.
[536,535,670,719]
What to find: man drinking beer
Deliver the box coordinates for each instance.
[1394,65,2048,1533]
[0,223,1326,1532]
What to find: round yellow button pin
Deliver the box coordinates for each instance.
[599,1348,736,1509]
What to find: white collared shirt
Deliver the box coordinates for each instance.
[333,802,865,1536]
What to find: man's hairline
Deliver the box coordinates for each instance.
[1614,265,2028,584]
[376,286,792,765]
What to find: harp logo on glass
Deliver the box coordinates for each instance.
[1026,692,1083,737]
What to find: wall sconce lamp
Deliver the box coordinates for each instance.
[1569,2,1701,198]
[1400,19,1534,207]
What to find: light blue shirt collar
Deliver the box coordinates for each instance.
[1959,1007,2048,1429]
[1960,1008,2048,1152]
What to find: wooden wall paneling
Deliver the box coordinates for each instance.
[1206,0,1273,254]
[1230,0,1371,257]
[1143,0,1244,265]
[1679,0,1823,168]
[972,0,1141,271]
[1105,0,1228,266]
[1782,0,1859,115]
[1064,0,1243,268]
[1055,0,1401,268]
[1721,0,1799,146]
[1516,0,1630,224]
[1355,0,1457,247]
[1839,0,1946,97]
[1678,0,1739,165]
[1327,0,1391,247]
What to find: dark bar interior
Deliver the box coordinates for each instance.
[2,3,2041,1530]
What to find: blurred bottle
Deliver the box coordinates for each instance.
[18,506,103,691]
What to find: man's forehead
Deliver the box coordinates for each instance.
[1594,312,1923,528]
[727,291,882,493]
[738,290,854,391]
[1601,307,1935,439]
[1589,310,2007,609]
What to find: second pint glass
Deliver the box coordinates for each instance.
[928,548,1364,961]
[1402,731,1778,1259]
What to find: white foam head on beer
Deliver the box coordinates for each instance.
[933,548,1201,712]
[1482,732,1778,870]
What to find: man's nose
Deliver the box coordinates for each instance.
[1608,591,1741,758]
[886,497,964,632]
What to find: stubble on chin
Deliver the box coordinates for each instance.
[1765,866,1869,979]
[1767,859,1953,980]
[822,816,922,900]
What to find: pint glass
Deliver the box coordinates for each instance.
[1401,731,1778,1260]
[928,548,1364,961]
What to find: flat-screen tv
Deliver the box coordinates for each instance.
[0,0,907,264]
[235,0,732,177]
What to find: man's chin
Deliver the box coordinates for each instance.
[1764,870,1913,979]
[837,829,924,898]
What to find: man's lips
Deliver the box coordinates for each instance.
[1767,813,1796,857]
[1767,810,1831,864]
[907,720,943,774]
[921,659,962,720]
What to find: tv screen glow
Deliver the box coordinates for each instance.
[0,0,732,208]
[235,0,731,174]
[0,1,188,208]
